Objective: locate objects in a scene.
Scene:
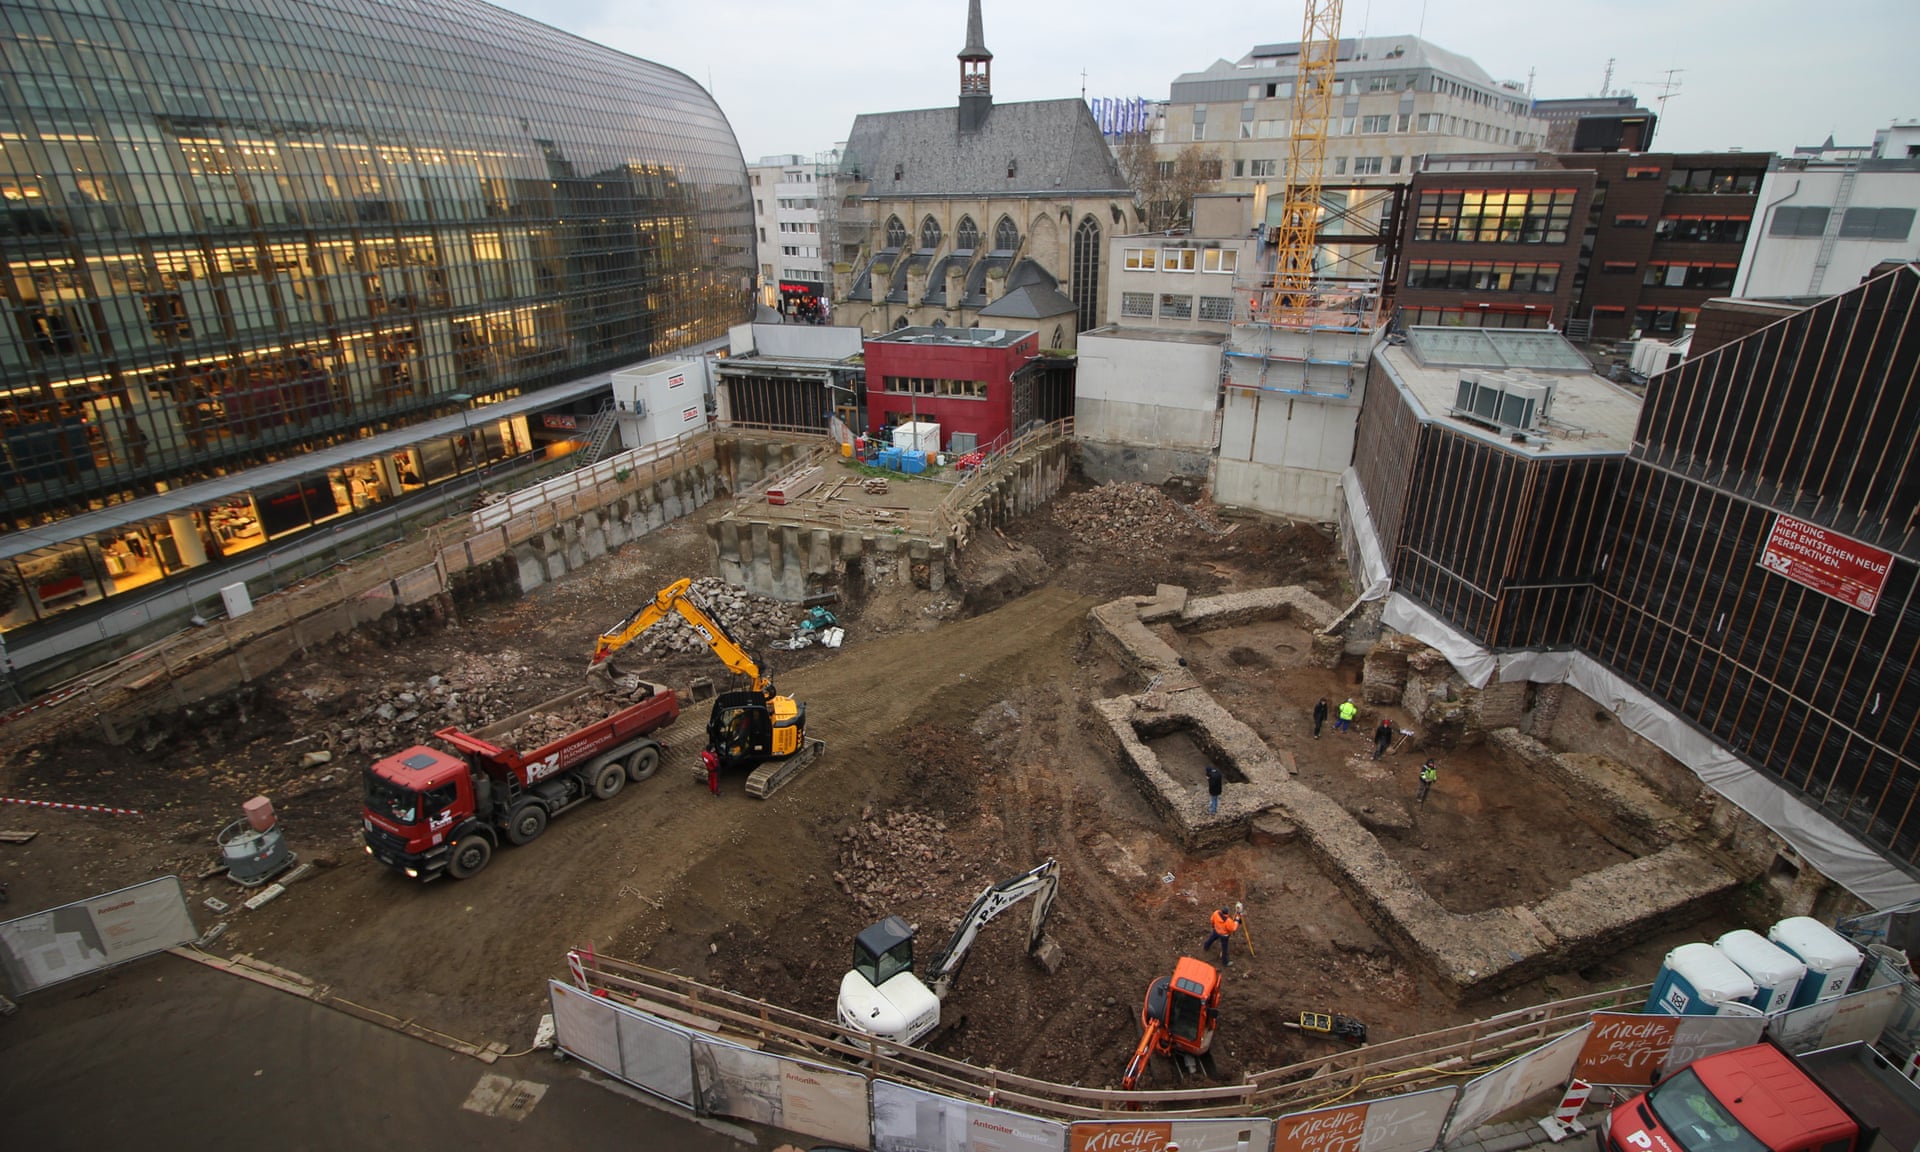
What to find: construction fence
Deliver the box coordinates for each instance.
[554,949,1915,1152]
[0,876,196,996]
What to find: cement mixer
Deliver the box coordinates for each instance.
[219,795,295,887]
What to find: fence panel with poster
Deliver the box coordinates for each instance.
[1271,1087,1456,1152]
[1069,1117,1276,1152]
[1448,1027,1589,1136]
[0,876,197,995]
[692,1034,871,1150]
[1766,984,1903,1055]
[873,1079,1067,1152]
[547,981,695,1106]
[1573,1013,1768,1088]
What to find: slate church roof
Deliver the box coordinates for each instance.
[841,98,1129,198]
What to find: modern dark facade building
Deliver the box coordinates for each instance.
[1530,96,1657,154]
[1395,152,1769,341]
[0,0,752,638]
[1588,264,1920,863]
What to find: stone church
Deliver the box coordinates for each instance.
[832,0,1136,348]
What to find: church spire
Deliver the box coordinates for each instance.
[958,0,992,132]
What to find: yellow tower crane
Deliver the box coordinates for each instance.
[1269,0,1345,327]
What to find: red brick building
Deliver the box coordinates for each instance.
[862,326,1040,451]
[1397,151,1771,341]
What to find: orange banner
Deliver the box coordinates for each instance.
[1071,1121,1173,1152]
[1575,1013,1678,1087]
[1272,1103,1369,1152]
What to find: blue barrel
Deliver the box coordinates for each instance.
[1645,942,1759,1016]
[1714,929,1806,1015]
[1770,917,1863,1008]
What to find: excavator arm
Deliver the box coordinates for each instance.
[924,858,1059,1000]
[588,578,772,694]
[1121,1018,1166,1091]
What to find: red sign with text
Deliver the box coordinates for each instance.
[1758,514,1894,613]
[541,413,577,431]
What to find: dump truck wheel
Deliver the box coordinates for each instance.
[592,761,625,800]
[447,835,492,879]
[626,744,660,782]
[506,803,548,846]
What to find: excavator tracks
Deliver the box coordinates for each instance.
[744,738,827,799]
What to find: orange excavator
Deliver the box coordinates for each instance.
[1121,956,1222,1090]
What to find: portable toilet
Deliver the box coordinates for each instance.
[1770,917,1863,1007]
[1714,929,1807,1015]
[1645,942,1759,1016]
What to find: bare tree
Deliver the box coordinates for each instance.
[1116,135,1221,232]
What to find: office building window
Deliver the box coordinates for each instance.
[1361,115,1393,133]
[1159,294,1193,319]
[1161,249,1198,271]
[1353,157,1384,175]
[1643,263,1738,290]
[1770,206,1831,237]
[1613,214,1649,228]
[1666,167,1760,194]
[1626,166,1664,181]
[1839,208,1916,241]
[1250,159,1279,177]
[886,376,984,398]
[1655,216,1752,243]
[1405,261,1561,292]
[1198,296,1234,321]
[1125,248,1156,270]
[1121,292,1155,318]
[1203,249,1238,273]
[1413,188,1578,243]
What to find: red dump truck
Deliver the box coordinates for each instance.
[1604,1040,1920,1152]
[361,683,679,881]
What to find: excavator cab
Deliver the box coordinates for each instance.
[705,690,807,769]
[1122,956,1222,1090]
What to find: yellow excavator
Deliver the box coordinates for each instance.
[588,578,823,798]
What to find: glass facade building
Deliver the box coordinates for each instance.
[0,0,753,633]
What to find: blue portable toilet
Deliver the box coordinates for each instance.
[1645,942,1759,1016]
[1769,917,1863,1008]
[1714,929,1806,1015]
[878,446,902,471]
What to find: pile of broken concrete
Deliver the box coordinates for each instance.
[626,577,802,659]
[832,806,989,926]
[1053,482,1227,548]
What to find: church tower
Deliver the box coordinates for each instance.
[958,0,993,133]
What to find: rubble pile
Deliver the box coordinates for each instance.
[628,577,800,659]
[319,670,515,755]
[497,694,627,750]
[1052,482,1227,549]
[832,808,986,922]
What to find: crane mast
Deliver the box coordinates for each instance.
[1269,0,1345,327]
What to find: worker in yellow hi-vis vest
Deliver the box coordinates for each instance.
[1418,759,1439,803]
[1335,698,1357,733]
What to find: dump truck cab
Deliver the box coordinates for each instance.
[362,745,486,879]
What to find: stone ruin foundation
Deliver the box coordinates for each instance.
[1088,584,1747,1000]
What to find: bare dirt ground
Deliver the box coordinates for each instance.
[0,476,1742,1090]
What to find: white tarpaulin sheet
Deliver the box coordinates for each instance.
[692,1035,870,1149]
[1766,984,1902,1055]
[1068,1117,1274,1152]
[0,876,196,995]
[1374,593,1920,908]
[1341,467,1392,601]
[1446,1027,1587,1140]
[546,981,695,1106]
[873,1079,1066,1152]
[613,1003,696,1105]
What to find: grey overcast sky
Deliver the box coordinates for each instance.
[493,0,1917,163]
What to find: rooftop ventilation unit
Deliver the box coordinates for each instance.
[1451,371,1555,434]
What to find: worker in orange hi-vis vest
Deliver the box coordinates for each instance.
[1202,906,1242,967]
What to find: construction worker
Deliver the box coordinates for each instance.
[1205,762,1224,815]
[1312,697,1329,739]
[1417,758,1439,803]
[1335,698,1357,733]
[701,748,721,796]
[1203,906,1242,967]
[1372,718,1394,760]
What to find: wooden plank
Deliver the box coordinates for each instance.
[0,830,39,843]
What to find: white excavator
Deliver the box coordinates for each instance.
[836,858,1062,1047]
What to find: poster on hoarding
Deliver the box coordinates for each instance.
[1758,514,1894,613]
